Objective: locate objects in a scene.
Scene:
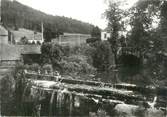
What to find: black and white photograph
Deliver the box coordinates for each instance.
[0,0,167,116]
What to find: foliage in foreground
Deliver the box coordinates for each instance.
[40,42,116,79]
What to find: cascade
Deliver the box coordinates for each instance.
[74,96,80,108]
[30,87,36,99]
[49,90,56,116]
[22,84,29,101]
[146,96,164,117]
[69,93,74,116]
[56,89,65,115]
[148,96,157,109]
[117,47,122,55]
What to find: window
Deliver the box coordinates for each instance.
[104,33,107,39]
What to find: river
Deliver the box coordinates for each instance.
[19,76,167,117]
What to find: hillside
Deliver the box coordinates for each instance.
[1,0,94,41]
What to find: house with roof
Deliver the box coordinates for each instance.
[0,25,42,65]
[101,28,111,41]
[101,31,111,41]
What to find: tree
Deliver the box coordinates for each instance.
[60,55,96,75]
[105,1,126,65]
[41,43,63,69]
[159,0,167,50]
[41,43,52,64]
[20,36,28,45]
[91,41,113,72]
[127,0,167,85]
[91,26,101,38]
[128,0,161,52]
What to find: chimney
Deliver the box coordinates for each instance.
[0,0,1,23]
[41,22,44,43]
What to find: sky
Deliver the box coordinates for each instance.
[15,0,138,29]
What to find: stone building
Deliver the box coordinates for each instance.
[0,25,41,65]
[52,33,91,46]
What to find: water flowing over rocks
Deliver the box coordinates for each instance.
[18,73,167,116]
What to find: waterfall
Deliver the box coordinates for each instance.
[74,96,80,108]
[146,96,165,117]
[117,47,122,55]
[92,98,99,104]
[69,93,73,117]
[56,88,73,116]
[30,87,37,99]
[56,89,65,115]
[152,96,157,109]
[30,87,42,100]
[148,96,157,109]
[22,84,29,101]
[49,90,56,116]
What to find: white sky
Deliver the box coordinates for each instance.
[15,0,138,29]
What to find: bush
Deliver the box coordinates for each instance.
[60,55,96,75]
[41,43,63,66]
[28,63,40,72]
[42,64,53,73]
[37,41,41,45]
[90,41,113,71]
[86,37,100,44]
[0,74,16,115]
[20,36,28,45]
[40,43,98,77]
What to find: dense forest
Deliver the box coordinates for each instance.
[1,0,94,41]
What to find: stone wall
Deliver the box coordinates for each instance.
[55,33,91,46]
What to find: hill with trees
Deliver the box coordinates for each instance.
[1,0,94,41]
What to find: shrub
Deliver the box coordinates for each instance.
[86,37,100,44]
[42,64,53,74]
[60,55,96,75]
[28,63,40,72]
[41,43,63,67]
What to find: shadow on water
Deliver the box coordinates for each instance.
[96,54,144,85]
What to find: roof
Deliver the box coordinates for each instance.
[63,33,91,36]
[22,45,41,54]
[102,27,111,32]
